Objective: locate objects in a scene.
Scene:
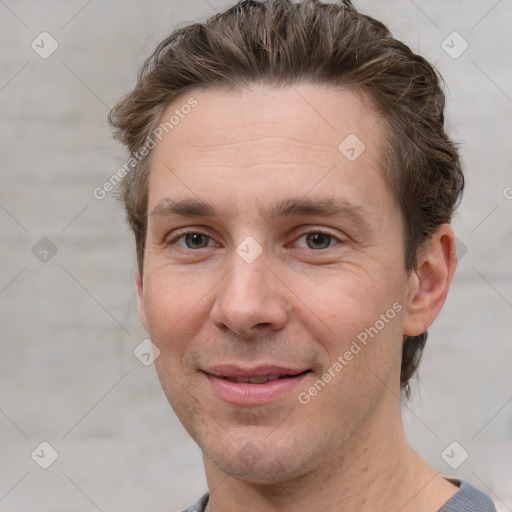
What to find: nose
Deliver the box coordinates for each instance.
[210,248,289,338]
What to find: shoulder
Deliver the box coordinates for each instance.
[439,480,496,512]
[179,492,210,512]
[177,485,497,512]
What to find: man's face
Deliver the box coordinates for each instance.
[138,85,414,482]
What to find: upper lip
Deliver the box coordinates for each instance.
[203,365,310,378]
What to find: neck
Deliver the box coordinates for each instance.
[202,394,458,512]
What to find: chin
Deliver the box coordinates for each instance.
[208,451,305,483]
[202,432,325,484]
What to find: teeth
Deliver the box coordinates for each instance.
[225,374,283,384]
[247,376,269,384]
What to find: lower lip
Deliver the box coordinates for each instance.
[205,372,311,406]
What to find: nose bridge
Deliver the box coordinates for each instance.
[224,244,272,309]
[211,243,288,335]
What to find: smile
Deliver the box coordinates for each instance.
[222,374,302,384]
[203,365,312,405]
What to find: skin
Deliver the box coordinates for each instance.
[136,84,459,511]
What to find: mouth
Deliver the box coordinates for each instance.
[219,372,310,384]
[202,365,313,405]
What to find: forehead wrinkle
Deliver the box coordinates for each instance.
[165,146,341,174]
[167,162,335,170]
[168,135,339,162]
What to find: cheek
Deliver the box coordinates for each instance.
[296,266,405,380]
[143,271,207,410]
[300,264,400,332]
[142,269,201,350]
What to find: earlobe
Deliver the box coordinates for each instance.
[403,224,457,337]
[136,270,149,332]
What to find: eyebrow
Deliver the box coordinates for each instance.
[150,196,372,228]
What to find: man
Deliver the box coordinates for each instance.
[109,0,496,510]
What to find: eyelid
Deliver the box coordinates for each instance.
[166,227,345,250]
[289,228,344,249]
[166,228,218,248]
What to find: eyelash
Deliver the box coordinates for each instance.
[167,229,343,251]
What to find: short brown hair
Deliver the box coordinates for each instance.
[109,0,464,396]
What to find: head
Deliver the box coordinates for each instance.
[109,0,463,482]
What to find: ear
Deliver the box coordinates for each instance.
[136,270,149,332]
[403,224,457,336]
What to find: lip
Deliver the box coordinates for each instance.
[203,365,312,406]
[204,364,308,378]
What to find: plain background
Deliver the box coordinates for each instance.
[1,0,511,510]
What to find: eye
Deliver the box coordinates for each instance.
[171,232,215,249]
[293,231,341,250]
[167,229,342,251]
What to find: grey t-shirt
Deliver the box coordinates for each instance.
[181,480,496,512]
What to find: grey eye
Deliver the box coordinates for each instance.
[304,233,334,250]
[180,233,211,249]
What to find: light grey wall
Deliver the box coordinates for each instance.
[1,1,510,511]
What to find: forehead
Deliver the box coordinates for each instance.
[155,84,381,161]
[147,84,389,214]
